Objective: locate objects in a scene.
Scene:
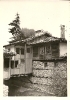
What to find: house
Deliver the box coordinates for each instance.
[3,25,67,77]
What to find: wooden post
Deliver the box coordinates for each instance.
[20,48,21,64]
[14,56,15,75]
[9,57,11,78]
[19,48,21,76]
[25,43,26,74]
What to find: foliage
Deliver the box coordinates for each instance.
[8,13,35,41]
[8,13,23,39]
[21,28,35,38]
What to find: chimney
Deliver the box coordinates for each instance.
[60,25,65,38]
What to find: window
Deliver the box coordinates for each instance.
[11,61,14,68]
[15,61,18,67]
[39,47,44,55]
[11,61,18,68]
[39,47,44,59]
[33,47,38,57]
[21,48,24,55]
[46,45,50,53]
[16,48,20,54]
[27,48,30,53]
[51,43,59,57]
[4,58,9,68]
[51,43,58,50]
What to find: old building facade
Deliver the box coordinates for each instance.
[3,28,67,78]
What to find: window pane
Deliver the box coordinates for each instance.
[11,61,18,68]
[33,47,38,57]
[4,58,9,68]
[46,45,50,53]
[16,48,19,54]
[39,47,44,55]
[21,48,24,55]
[27,48,30,53]
[51,43,58,49]
[11,61,14,68]
[15,61,18,67]
[51,43,59,57]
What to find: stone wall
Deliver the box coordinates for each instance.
[31,60,67,96]
[6,59,67,96]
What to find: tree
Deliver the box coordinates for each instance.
[8,13,35,42]
[8,13,23,40]
[21,28,35,38]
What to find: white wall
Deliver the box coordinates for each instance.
[59,42,67,56]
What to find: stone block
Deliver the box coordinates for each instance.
[33,61,54,70]
[33,69,53,77]
[31,77,53,85]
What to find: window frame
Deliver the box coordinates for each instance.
[16,48,20,54]
[33,46,38,57]
[27,48,30,53]
[51,43,59,57]
[45,45,51,54]
[21,48,24,55]
[15,61,18,68]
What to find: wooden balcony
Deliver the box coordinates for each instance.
[33,52,59,61]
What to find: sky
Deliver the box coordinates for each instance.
[0,0,70,45]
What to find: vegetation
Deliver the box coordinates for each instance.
[8,13,35,42]
[9,13,22,39]
[21,28,35,38]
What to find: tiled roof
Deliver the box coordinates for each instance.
[28,37,67,45]
[3,31,67,47]
[8,31,52,43]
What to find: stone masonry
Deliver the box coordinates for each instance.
[7,59,67,96]
[31,60,67,96]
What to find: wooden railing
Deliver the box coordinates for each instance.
[39,54,59,60]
